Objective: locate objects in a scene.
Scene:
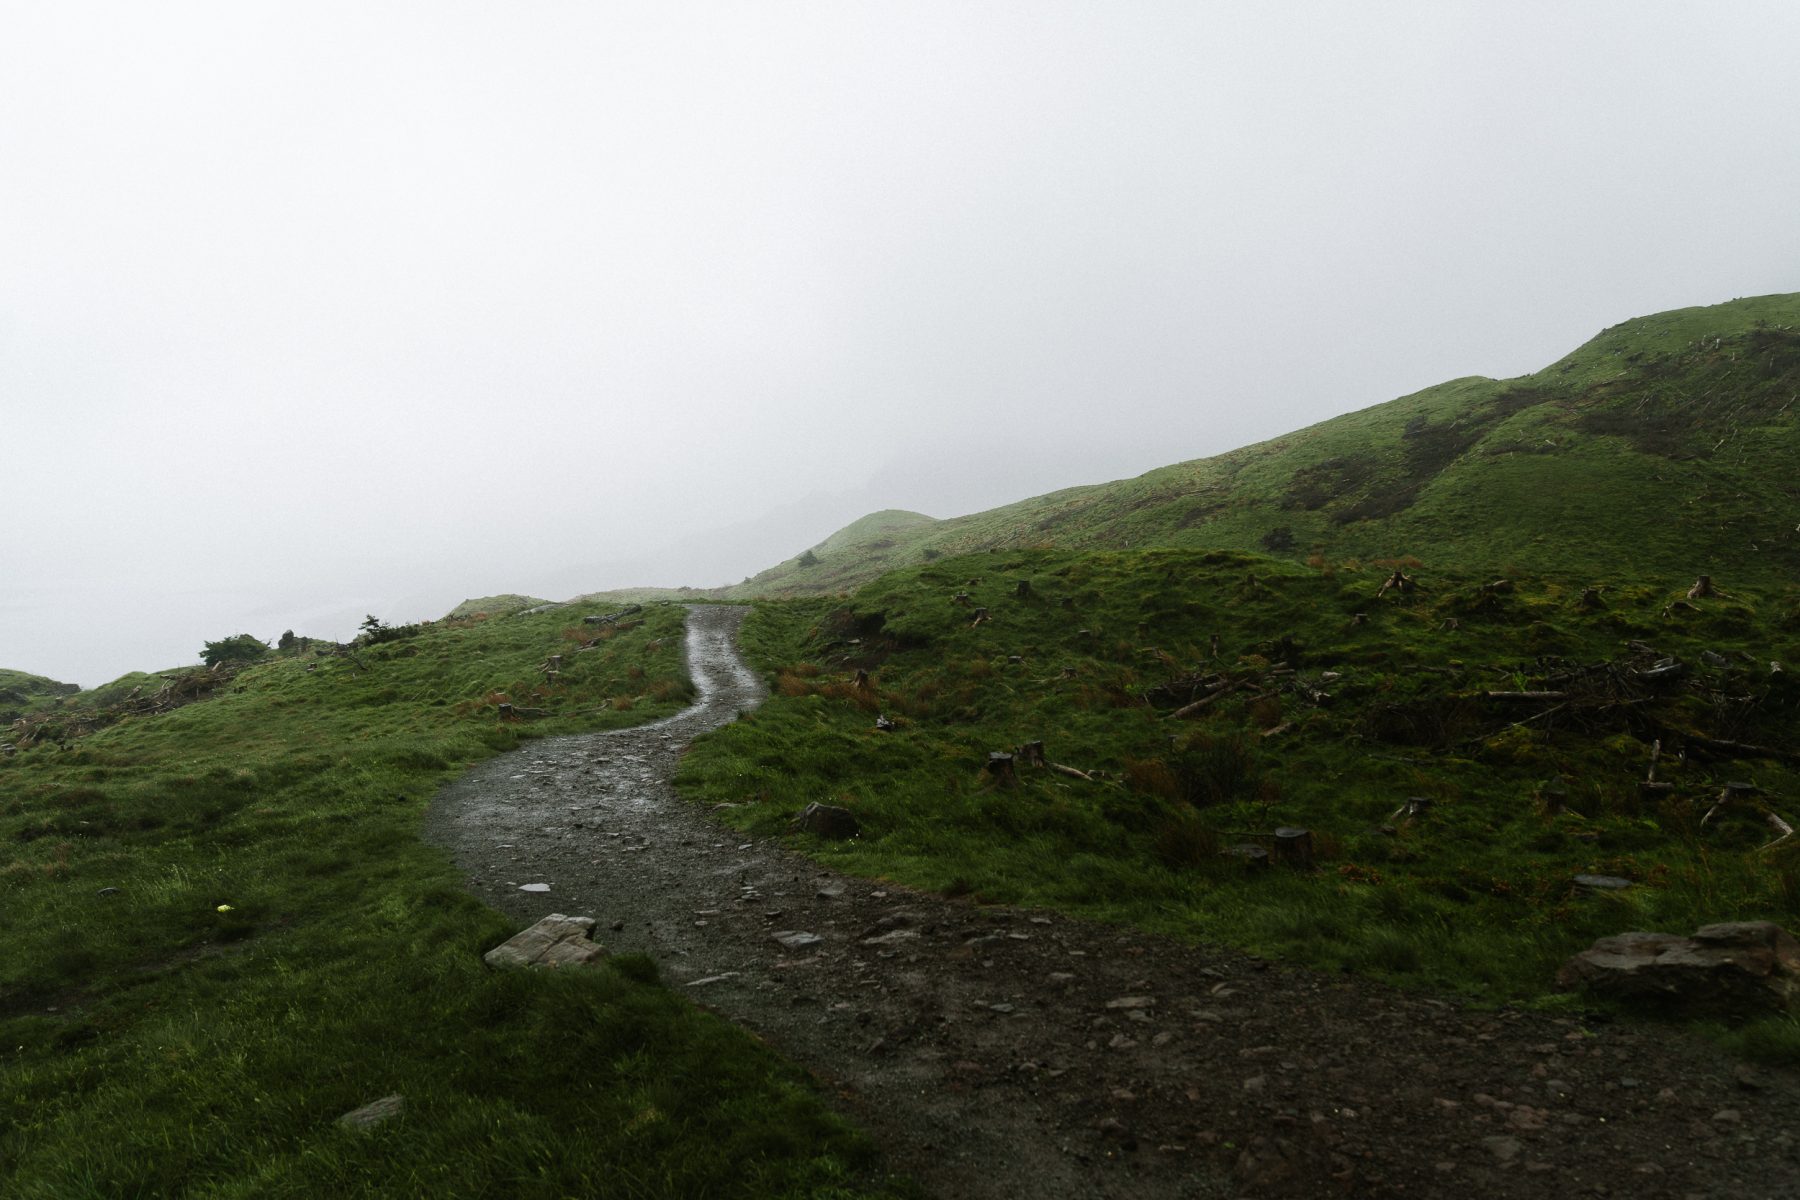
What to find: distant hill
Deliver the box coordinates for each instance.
[728,293,1800,596]
[0,669,80,721]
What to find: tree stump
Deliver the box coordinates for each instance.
[497,703,516,720]
[1688,575,1716,600]
[1209,633,1221,659]
[1016,740,1046,767]
[1060,665,1078,680]
[1059,596,1075,610]
[1377,569,1416,598]
[1272,827,1314,869]
[985,751,1017,787]
[1579,587,1606,609]
[854,669,871,691]
[790,802,861,839]
[545,654,563,670]
[952,592,972,607]
[1015,580,1033,599]
[971,608,989,627]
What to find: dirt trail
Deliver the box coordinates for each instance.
[425,605,1800,1199]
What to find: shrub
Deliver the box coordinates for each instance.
[199,634,269,668]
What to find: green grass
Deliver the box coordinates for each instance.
[1,604,901,1198]
[0,669,80,723]
[727,292,1800,598]
[681,547,1800,1040]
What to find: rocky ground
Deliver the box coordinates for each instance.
[423,605,1800,1199]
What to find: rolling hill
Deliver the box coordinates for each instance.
[730,293,1800,597]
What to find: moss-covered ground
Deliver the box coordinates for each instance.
[1,604,901,1199]
[680,547,1800,1057]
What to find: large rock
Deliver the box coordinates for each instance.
[789,802,860,839]
[484,913,606,969]
[1556,921,1800,1020]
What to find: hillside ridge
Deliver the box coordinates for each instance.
[727,291,1800,597]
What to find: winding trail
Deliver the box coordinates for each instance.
[426,605,1800,1199]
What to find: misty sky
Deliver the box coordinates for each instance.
[5,2,1799,686]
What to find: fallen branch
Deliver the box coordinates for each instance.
[1047,762,1094,782]
[1167,680,1243,719]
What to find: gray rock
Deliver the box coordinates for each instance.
[338,1093,405,1130]
[1573,874,1633,890]
[484,913,606,969]
[519,882,551,893]
[1556,921,1800,1019]
[789,802,860,839]
[861,928,921,947]
[772,930,825,949]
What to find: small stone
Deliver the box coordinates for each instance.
[1242,1075,1267,1094]
[1105,996,1155,1009]
[771,930,824,949]
[96,887,120,897]
[1712,1109,1743,1124]
[861,928,920,947]
[338,1094,405,1130]
[1482,1135,1522,1163]
[1048,972,1076,983]
[519,882,551,893]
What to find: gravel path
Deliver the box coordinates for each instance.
[424,604,1800,1199]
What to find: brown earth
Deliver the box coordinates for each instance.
[423,605,1800,1199]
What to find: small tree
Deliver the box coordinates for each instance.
[200,634,269,668]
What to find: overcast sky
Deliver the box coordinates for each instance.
[4,2,1798,685]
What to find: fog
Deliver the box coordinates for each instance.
[4,2,1798,685]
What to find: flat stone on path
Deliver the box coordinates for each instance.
[484,913,606,969]
[772,930,825,949]
[519,882,551,893]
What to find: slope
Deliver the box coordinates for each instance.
[732,293,1800,596]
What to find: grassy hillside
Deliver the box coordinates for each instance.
[731,293,1800,596]
[0,670,79,722]
[1,605,896,1197]
[681,547,1800,1053]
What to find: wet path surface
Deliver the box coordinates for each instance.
[426,605,1800,1199]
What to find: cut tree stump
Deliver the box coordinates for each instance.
[1015,580,1033,599]
[1272,827,1314,869]
[1688,575,1717,600]
[985,751,1017,787]
[1016,740,1046,767]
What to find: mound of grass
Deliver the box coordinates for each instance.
[1,604,897,1198]
[0,670,80,722]
[681,549,1800,1029]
